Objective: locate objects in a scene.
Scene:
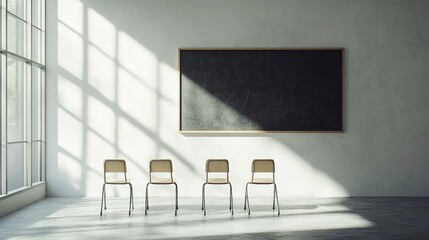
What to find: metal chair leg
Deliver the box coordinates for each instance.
[100,184,105,215]
[229,183,234,215]
[104,184,107,209]
[202,184,205,210]
[244,182,248,210]
[203,183,206,215]
[174,183,178,215]
[274,183,280,215]
[273,184,276,210]
[229,184,232,210]
[128,184,132,215]
[130,184,134,209]
[145,183,150,215]
[245,183,250,215]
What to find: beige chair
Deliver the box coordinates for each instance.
[244,159,280,215]
[202,159,233,215]
[145,159,178,215]
[100,159,134,215]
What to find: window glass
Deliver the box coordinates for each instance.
[7,142,25,191]
[2,0,45,194]
[7,14,27,57]
[7,0,26,20]
[32,66,41,140]
[31,141,41,183]
[32,0,41,28]
[7,57,25,143]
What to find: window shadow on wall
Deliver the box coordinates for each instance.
[50,0,199,197]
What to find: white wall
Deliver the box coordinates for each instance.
[46,0,429,197]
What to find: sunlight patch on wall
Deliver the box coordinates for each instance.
[57,151,82,192]
[313,171,348,197]
[88,8,117,58]
[58,75,83,119]
[55,3,163,196]
[58,21,84,79]
[159,62,177,103]
[118,31,158,89]
[58,0,83,35]
[86,131,115,169]
[117,67,158,131]
[268,139,349,197]
[159,62,179,141]
[117,117,157,162]
[85,130,116,196]
[87,96,116,143]
[58,107,83,159]
[88,45,116,101]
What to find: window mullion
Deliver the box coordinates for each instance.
[26,0,32,187]
[40,68,45,181]
[2,0,8,195]
[1,53,7,194]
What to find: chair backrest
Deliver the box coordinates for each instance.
[150,159,173,182]
[104,159,127,182]
[150,159,173,172]
[251,159,275,182]
[252,159,275,172]
[206,159,229,173]
[205,159,229,182]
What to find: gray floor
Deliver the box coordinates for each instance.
[0,197,428,239]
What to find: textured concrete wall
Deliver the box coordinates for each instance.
[46,0,429,197]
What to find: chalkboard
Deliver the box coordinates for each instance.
[179,49,344,133]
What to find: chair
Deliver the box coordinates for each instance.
[244,159,280,215]
[100,159,134,215]
[202,159,233,215]
[145,159,178,215]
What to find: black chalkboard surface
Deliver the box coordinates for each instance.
[179,49,344,132]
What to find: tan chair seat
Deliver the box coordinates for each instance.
[106,178,131,184]
[151,178,175,184]
[207,178,229,184]
[250,178,273,184]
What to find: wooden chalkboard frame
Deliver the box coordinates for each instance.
[179,48,344,134]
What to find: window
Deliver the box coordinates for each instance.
[0,0,45,195]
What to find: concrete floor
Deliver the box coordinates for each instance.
[0,197,428,239]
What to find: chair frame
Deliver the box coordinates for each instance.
[100,159,134,215]
[145,159,178,215]
[202,159,234,215]
[244,159,280,215]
